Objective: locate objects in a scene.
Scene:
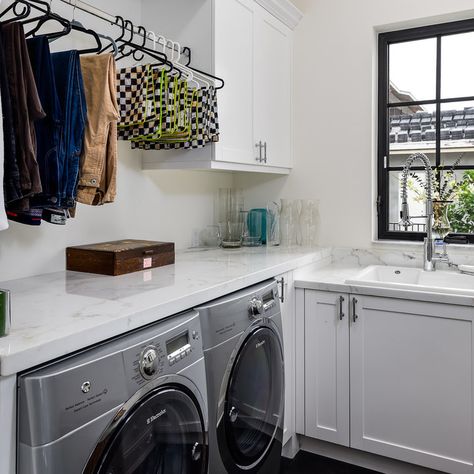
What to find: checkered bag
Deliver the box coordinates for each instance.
[208,87,220,143]
[128,67,167,140]
[117,64,156,139]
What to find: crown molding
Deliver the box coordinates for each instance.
[255,0,303,30]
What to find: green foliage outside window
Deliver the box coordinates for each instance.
[447,170,474,233]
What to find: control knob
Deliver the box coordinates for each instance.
[140,346,159,379]
[249,297,264,319]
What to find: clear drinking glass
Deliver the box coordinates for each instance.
[242,211,263,247]
[266,201,281,246]
[219,221,243,248]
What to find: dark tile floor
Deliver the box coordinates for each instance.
[281,451,382,474]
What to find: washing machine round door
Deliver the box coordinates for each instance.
[90,386,207,474]
[220,326,284,470]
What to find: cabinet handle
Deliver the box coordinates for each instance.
[339,295,345,320]
[277,277,285,303]
[263,141,267,163]
[352,297,358,323]
[255,141,262,162]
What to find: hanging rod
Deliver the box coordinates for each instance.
[57,0,189,58]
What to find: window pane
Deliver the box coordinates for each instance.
[441,32,474,99]
[444,170,474,233]
[388,105,437,167]
[389,38,437,103]
[440,101,474,167]
[388,170,428,233]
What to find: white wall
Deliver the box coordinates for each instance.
[0,0,233,281]
[236,0,474,250]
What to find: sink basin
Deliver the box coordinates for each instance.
[345,265,474,297]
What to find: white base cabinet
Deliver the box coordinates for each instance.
[300,289,474,474]
[277,271,297,449]
[304,290,349,446]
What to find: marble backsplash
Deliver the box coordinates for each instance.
[331,244,474,268]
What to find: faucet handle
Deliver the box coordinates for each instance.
[399,202,413,227]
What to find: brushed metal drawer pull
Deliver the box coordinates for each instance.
[339,295,345,320]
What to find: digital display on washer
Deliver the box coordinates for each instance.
[263,291,274,304]
[166,331,189,356]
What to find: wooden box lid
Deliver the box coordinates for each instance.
[66,239,175,276]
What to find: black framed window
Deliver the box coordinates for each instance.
[378,19,474,243]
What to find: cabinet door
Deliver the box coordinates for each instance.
[304,290,350,446]
[277,272,295,448]
[214,0,256,164]
[253,3,292,168]
[350,295,474,474]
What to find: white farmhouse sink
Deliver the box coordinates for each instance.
[345,265,474,297]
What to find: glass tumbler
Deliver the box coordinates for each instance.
[219,221,244,248]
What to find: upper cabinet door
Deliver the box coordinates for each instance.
[253,4,293,168]
[214,0,256,164]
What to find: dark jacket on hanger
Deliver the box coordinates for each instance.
[2,22,45,211]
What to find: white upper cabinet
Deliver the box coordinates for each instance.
[253,4,292,168]
[141,0,302,174]
[214,0,256,165]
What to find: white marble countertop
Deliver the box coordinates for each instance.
[0,246,331,376]
[295,263,474,308]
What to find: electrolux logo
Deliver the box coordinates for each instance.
[255,340,266,349]
[147,409,167,425]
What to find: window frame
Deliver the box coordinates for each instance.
[377,18,474,243]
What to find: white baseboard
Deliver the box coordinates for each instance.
[292,436,444,474]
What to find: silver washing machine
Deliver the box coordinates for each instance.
[196,279,284,474]
[18,310,208,474]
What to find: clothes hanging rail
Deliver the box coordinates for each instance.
[58,0,189,59]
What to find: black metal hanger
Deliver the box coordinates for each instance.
[182,47,224,90]
[132,25,146,62]
[99,15,124,54]
[69,20,102,54]
[22,0,72,41]
[0,0,32,24]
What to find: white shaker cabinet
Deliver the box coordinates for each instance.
[253,3,293,168]
[214,0,256,166]
[301,289,474,474]
[304,290,350,446]
[350,295,474,474]
[141,0,301,174]
[277,271,297,449]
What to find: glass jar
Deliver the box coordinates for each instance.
[432,200,452,239]
[266,201,281,246]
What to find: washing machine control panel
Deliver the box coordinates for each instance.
[249,290,277,319]
[139,345,162,379]
[166,330,194,366]
[249,297,264,318]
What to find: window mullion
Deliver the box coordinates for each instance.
[435,35,441,170]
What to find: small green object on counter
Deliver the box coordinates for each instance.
[0,289,11,337]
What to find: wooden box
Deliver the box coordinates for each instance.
[66,240,175,276]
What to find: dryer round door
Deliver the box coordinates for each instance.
[218,325,284,471]
[88,386,207,474]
